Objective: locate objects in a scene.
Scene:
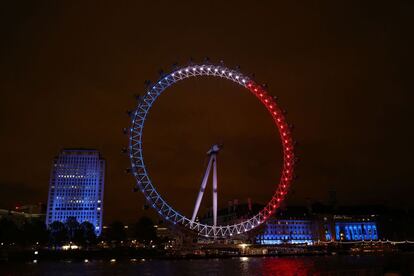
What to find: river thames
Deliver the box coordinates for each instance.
[1,254,413,275]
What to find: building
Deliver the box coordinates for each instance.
[0,204,46,227]
[46,149,105,235]
[256,207,318,245]
[311,204,380,242]
[196,200,382,244]
[256,218,316,245]
[334,216,378,241]
[256,205,380,245]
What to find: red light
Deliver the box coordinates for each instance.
[236,69,295,231]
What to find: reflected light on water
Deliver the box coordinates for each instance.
[240,257,249,262]
[262,257,312,275]
[1,255,411,275]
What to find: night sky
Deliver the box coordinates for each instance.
[1,1,413,224]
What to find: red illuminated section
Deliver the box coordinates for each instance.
[246,81,295,222]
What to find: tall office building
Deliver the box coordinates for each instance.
[46,149,105,235]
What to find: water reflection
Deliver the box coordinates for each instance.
[261,257,313,275]
[0,254,413,275]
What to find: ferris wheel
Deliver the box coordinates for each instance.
[128,62,295,238]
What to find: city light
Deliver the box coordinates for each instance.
[62,244,80,250]
[239,243,249,249]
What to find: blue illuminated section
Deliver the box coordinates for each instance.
[46,149,105,235]
[256,219,314,245]
[335,225,340,240]
[334,222,378,241]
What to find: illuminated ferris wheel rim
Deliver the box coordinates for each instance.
[129,63,295,238]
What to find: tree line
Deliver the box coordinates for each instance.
[0,216,157,247]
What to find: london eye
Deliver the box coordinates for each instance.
[128,62,295,238]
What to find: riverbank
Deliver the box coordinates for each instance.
[1,253,414,275]
[2,241,414,263]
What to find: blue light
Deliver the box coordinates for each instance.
[46,149,105,235]
[259,239,313,245]
[256,219,315,245]
[335,221,378,241]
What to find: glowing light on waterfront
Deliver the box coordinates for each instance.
[62,244,79,250]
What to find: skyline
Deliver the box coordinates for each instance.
[1,1,413,224]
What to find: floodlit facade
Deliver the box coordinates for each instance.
[255,206,380,244]
[256,218,317,245]
[46,149,105,235]
[335,221,378,241]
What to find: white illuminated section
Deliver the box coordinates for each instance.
[190,144,221,228]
